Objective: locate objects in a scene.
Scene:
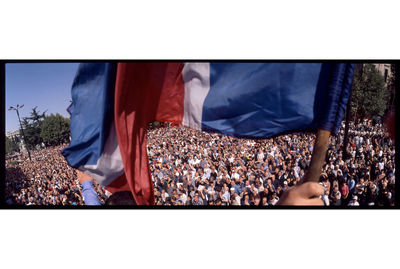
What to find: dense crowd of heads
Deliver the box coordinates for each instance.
[5,144,108,205]
[322,120,396,206]
[5,119,395,207]
[148,119,395,206]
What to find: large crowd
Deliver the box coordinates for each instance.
[5,119,395,206]
[147,119,395,206]
[5,144,109,205]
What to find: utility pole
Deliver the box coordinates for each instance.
[9,104,31,161]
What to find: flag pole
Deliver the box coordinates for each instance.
[342,85,353,160]
[302,129,331,183]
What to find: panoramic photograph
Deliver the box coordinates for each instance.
[3,3,399,269]
[4,62,396,207]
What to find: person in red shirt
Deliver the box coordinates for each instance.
[341,181,349,202]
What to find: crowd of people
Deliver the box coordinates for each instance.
[5,119,395,207]
[147,119,395,206]
[5,144,108,205]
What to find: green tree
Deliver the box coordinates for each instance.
[21,107,47,150]
[27,106,47,125]
[350,64,390,120]
[11,135,20,146]
[5,136,19,154]
[21,117,41,150]
[40,113,70,146]
[387,64,396,110]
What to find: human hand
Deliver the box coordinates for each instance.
[76,170,93,185]
[276,182,324,206]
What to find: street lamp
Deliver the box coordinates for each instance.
[9,104,32,161]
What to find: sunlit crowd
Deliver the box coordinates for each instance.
[147,119,395,206]
[5,119,395,206]
[5,144,108,205]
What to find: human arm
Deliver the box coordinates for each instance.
[277,129,329,206]
[76,170,101,206]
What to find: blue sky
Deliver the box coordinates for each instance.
[6,63,80,132]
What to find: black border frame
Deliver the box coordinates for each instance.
[1,59,398,210]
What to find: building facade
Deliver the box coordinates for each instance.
[6,130,20,139]
[5,130,28,153]
[372,63,392,84]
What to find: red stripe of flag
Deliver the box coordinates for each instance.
[112,62,185,205]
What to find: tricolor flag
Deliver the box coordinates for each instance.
[62,62,354,205]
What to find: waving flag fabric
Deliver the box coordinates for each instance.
[62,62,354,205]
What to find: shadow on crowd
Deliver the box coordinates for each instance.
[5,166,30,205]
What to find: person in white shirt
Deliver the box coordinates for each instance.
[204,164,211,178]
[348,195,360,206]
[378,161,384,171]
[293,163,300,178]
[232,170,240,180]
[161,189,169,202]
[193,156,201,165]
[188,155,194,165]
[257,149,265,162]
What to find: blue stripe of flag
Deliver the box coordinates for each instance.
[202,63,354,138]
[62,63,116,168]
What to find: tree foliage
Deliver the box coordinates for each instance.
[40,113,70,146]
[5,136,19,154]
[12,135,20,147]
[14,106,70,149]
[387,64,396,109]
[27,106,47,124]
[350,64,390,120]
[21,107,46,150]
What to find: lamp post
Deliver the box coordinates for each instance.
[9,104,31,161]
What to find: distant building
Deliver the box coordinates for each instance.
[372,63,392,84]
[355,63,392,85]
[6,130,20,139]
[371,63,395,111]
[353,63,395,113]
[5,130,27,153]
